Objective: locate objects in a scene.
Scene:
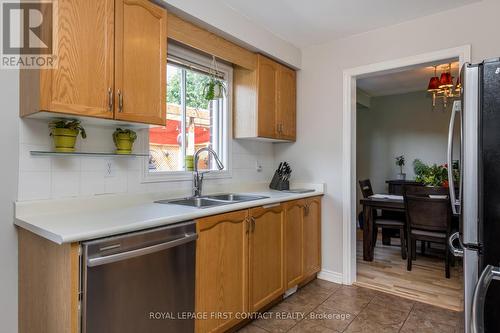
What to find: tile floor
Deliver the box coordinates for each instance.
[237,279,463,333]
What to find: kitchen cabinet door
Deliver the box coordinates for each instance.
[248,204,284,311]
[38,0,115,119]
[256,55,279,138]
[114,0,167,125]
[195,210,248,333]
[284,200,304,289]
[303,197,322,277]
[277,65,297,141]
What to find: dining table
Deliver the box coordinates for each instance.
[360,194,405,261]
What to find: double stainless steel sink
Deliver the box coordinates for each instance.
[155,193,269,208]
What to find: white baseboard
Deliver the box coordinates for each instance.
[317,269,344,284]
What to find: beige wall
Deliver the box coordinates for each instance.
[275,0,500,275]
[0,69,19,331]
[161,0,301,68]
[356,91,457,195]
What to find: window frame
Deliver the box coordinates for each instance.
[141,44,233,183]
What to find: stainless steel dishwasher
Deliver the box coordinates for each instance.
[81,221,197,333]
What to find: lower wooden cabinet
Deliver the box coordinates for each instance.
[18,229,80,333]
[194,196,321,333]
[284,200,305,288]
[284,198,322,289]
[195,210,249,333]
[248,205,285,312]
[304,197,322,276]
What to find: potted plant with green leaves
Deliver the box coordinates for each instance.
[413,159,455,187]
[113,128,137,154]
[395,155,406,180]
[202,56,226,101]
[49,120,86,152]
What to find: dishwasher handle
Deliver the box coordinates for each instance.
[87,232,198,267]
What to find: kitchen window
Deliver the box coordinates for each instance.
[143,44,232,182]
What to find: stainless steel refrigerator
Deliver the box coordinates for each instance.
[448,59,500,333]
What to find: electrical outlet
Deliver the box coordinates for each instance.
[105,161,115,178]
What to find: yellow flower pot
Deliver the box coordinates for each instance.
[114,133,134,154]
[51,128,79,152]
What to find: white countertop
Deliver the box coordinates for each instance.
[15,183,324,244]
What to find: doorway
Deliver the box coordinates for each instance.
[341,45,471,310]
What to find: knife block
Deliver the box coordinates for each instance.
[269,171,290,191]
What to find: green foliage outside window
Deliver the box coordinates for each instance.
[167,70,212,109]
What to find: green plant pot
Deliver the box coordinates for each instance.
[114,133,134,154]
[51,128,79,152]
[185,155,194,171]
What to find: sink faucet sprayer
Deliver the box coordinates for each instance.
[193,147,224,197]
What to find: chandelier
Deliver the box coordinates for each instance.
[427,63,461,110]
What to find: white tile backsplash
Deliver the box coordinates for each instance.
[51,171,80,198]
[80,171,106,196]
[51,156,81,172]
[19,144,51,172]
[20,118,51,145]
[18,119,277,201]
[18,171,51,200]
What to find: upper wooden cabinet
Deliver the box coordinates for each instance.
[234,54,297,142]
[114,0,166,125]
[248,204,285,311]
[20,0,167,126]
[277,66,297,140]
[256,56,279,138]
[195,210,248,333]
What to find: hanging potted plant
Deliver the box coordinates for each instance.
[395,155,406,180]
[203,56,226,101]
[113,128,137,154]
[49,120,86,152]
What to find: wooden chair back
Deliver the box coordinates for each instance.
[404,195,451,232]
[358,179,373,198]
[403,184,449,196]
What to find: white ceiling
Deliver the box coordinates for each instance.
[357,60,460,97]
[219,0,481,48]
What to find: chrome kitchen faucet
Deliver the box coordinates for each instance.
[192,147,224,197]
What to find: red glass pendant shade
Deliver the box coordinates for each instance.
[439,72,453,88]
[427,76,441,92]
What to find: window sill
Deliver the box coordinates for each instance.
[141,169,232,183]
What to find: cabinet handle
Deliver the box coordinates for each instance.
[250,217,256,232]
[118,89,123,113]
[245,217,250,233]
[277,123,281,134]
[107,88,114,112]
[304,203,310,217]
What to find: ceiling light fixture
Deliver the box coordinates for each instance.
[427,63,461,110]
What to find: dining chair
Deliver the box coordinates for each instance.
[358,179,374,198]
[359,179,407,259]
[403,184,451,253]
[403,187,452,278]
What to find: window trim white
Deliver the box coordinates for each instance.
[141,44,233,183]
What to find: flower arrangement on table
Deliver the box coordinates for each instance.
[413,159,459,187]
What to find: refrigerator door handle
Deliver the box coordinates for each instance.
[447,100,461,215]
[448,231,464,257]
[471,265,500,333]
